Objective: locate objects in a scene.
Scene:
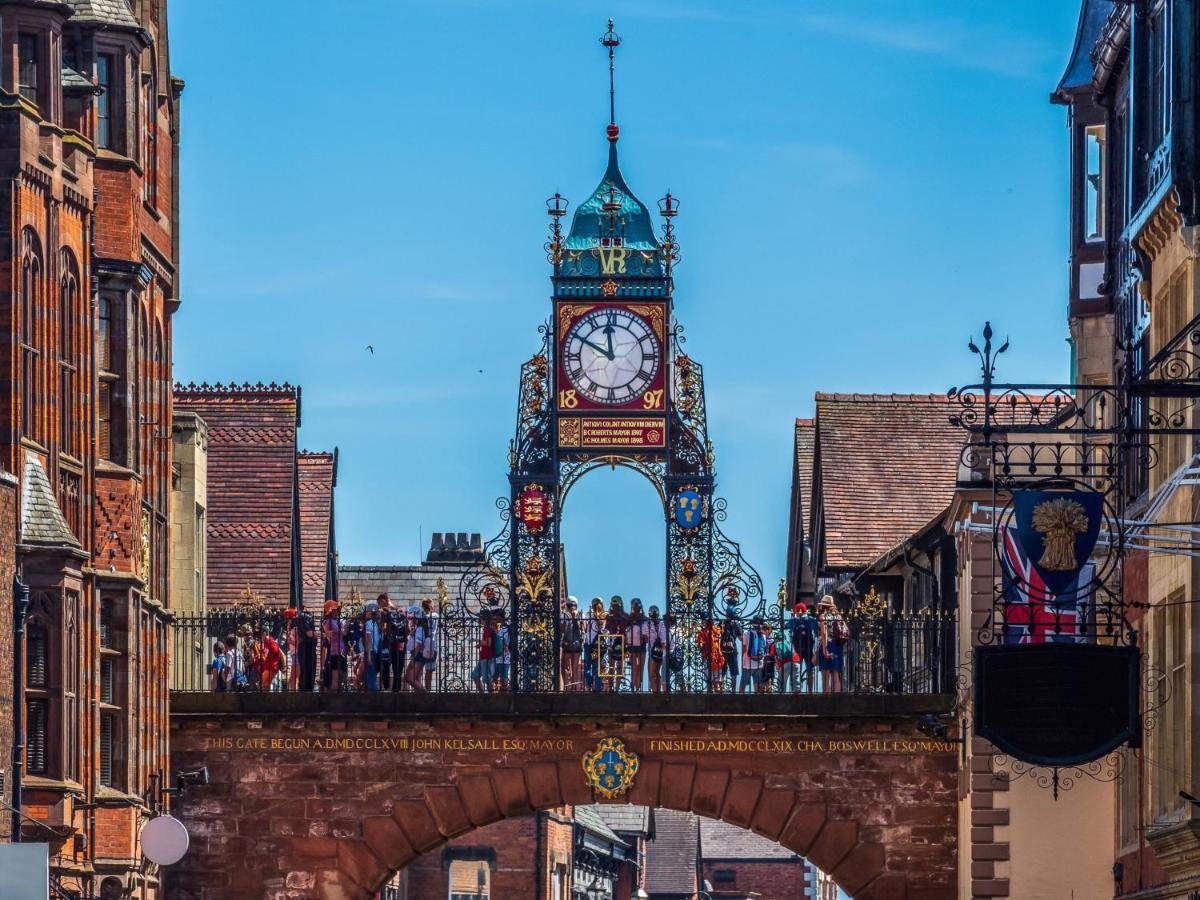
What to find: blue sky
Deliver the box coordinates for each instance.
[170,1,1082,606]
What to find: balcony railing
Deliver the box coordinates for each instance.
[170,609,957,697]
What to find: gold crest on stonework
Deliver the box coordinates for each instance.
[582,737,639,799]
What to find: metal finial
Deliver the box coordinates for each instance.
[600,19,622,132]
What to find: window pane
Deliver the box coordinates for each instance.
[99,714,113,787]
[27,625,47,688]
[18,34,38,105]
[26,699,48,775]
[1085,126,1105,241]
[97,55,112,149]
[100,658,113,705]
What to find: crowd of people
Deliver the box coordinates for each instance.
[205,592,852,694]
[208,594,441,693]
[555,593,849,694]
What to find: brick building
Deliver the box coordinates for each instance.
[1053,2,1200,897]
[394,805,637,900]
[0,0,180,895]
[700,817,829,900]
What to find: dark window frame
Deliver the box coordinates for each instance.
[18,32,39,106]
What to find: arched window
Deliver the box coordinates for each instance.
[20,229,42,441]
[59,249,80,456]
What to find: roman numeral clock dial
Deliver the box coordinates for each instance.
[563,308,660,406]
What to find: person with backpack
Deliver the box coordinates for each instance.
[743,615,767,693]
[757,619,776,693]
[493,609,510,692]
[472,612,498,692]
[817,595,847,693]
[773,619,797,693]
[419,598,439,692]
[560,596,583,691]
[788,602,818,692]
[403,606,428,692]
[583,597,605,692]
[321,601,344,691]
[720,610,742,693]
[625,598,648,692]
[645,605,668,693]
[602,596,628,692]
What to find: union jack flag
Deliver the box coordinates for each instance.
[1000,526,1092,645]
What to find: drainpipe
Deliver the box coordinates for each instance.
[11,573,30,842]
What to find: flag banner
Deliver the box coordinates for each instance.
[1001,525,1094,644]
[1011,489,1103,594]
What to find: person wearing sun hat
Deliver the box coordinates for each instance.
[560,596,583,691]
[817,595,845,693]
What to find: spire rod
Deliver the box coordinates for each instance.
[601,19,622,142]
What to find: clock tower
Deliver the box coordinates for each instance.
[456,21,763,693]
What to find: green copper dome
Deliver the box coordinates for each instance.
[564,142,660,253]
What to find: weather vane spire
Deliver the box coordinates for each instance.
[600,18,622,142]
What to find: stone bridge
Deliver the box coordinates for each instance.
[166,694,958,900]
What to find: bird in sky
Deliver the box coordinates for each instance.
[366,345,374,355]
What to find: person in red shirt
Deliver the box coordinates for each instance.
[258,625,285,691]
[696,617,724,693]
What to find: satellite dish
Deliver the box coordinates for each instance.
[140,815,189,866]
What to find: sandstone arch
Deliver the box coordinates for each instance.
[168,704,956,900]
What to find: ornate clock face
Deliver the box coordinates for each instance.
[563,307,661,405]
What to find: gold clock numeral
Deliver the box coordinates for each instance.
[559,389,579,409]
[642,389,664,410]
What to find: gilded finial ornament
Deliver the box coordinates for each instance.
[582,737,639,799]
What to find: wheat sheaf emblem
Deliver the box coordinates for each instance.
[1030,497,1090,571]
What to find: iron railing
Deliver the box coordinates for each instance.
[170,610,957,696]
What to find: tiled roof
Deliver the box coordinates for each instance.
[794,418,816,539]
[64,0,139,28]
[174,383,300,606]
[699,816,799,861]
[642,809,698,894]
[298,450,337,605]
[815,393,962,571]
[339,563,474,607]
[21,455,79,548]
[1054,0,1116,96]
[587,804,653,837]
[573,805,629,847]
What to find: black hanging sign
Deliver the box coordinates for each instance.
[974,643,1140,766]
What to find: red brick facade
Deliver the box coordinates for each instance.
[173,384,302,608]
[167,706,958,900]
[403,811,578,899]
[0,0,179,895]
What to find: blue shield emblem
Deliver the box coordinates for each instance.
[674,490,703,530]
[1011,490,1103,595]
[582,737,639,799]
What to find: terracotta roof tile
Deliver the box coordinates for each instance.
[815,393,962,570]
[643,809,699,894]
[794,418,816,539]
[298,450,337,605]
[174,383,300,606]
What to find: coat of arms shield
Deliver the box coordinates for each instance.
[582,737,639,799]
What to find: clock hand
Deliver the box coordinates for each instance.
[578,336,615,360]
[603,313,616,358]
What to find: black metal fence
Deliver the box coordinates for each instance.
[170,609,956,696]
